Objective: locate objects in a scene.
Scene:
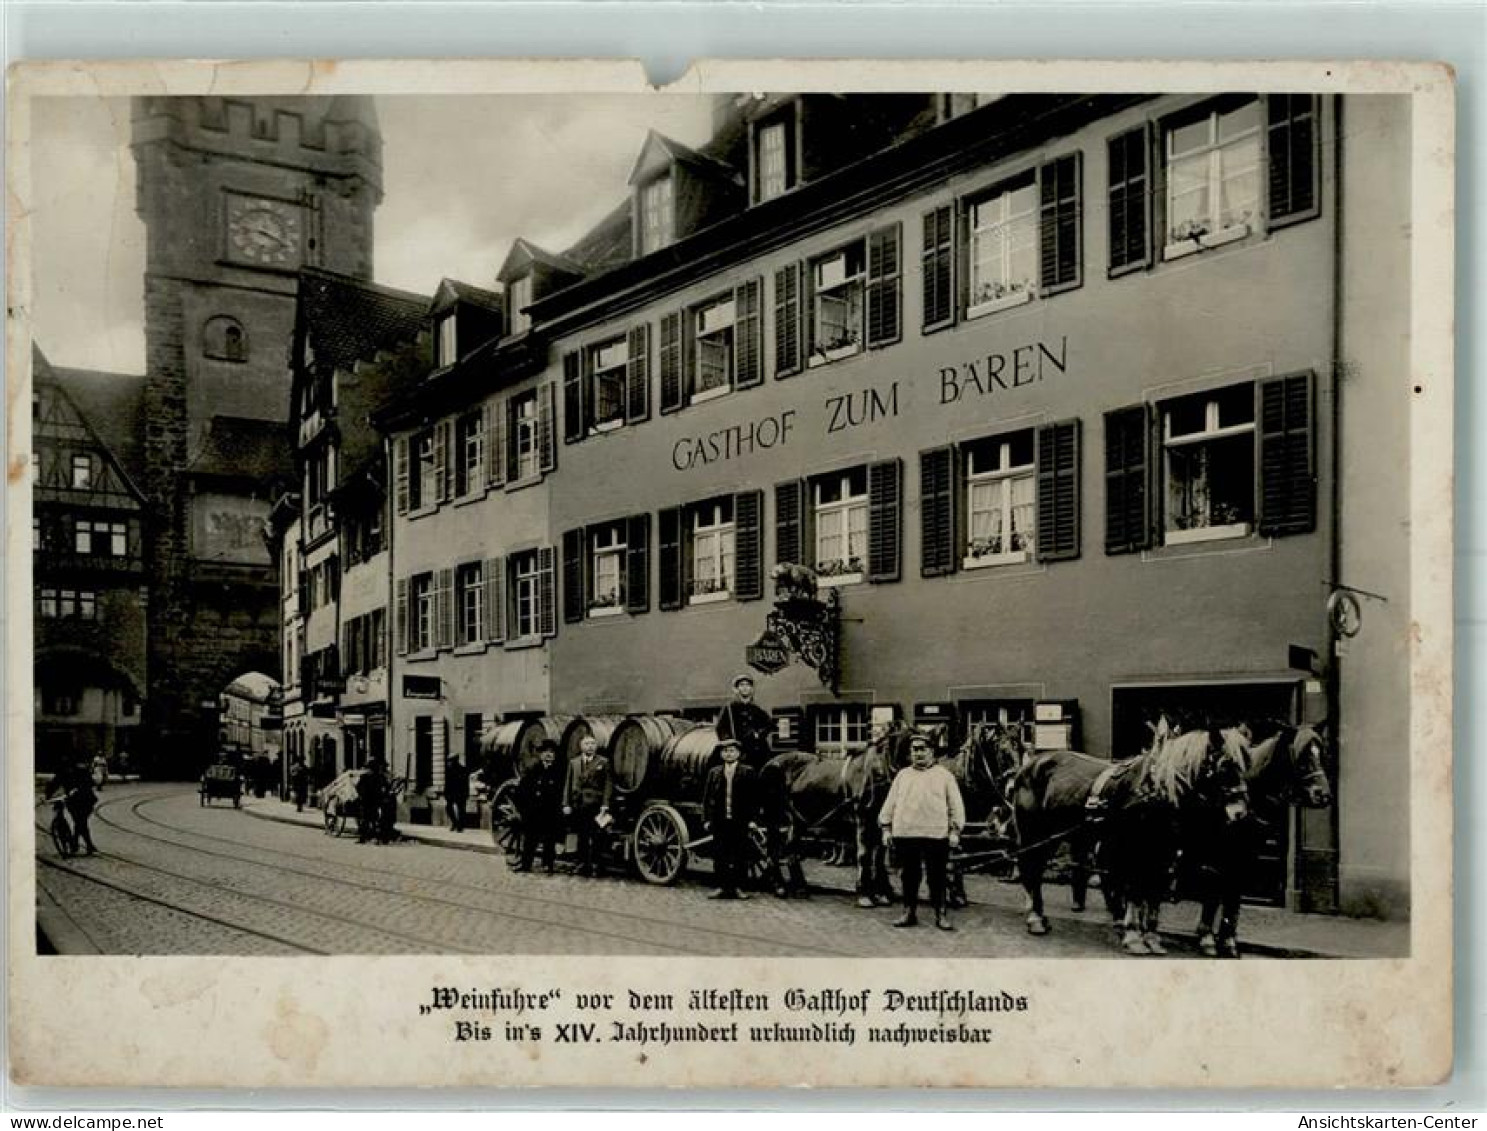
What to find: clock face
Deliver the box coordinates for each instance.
[226,195,302,267]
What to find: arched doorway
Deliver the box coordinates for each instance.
[218,670,282,797]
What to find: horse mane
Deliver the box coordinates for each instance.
[1142,728,1248,804]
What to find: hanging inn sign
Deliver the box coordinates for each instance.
[745,564,842,692]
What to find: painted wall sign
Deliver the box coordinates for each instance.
[402,675,442,700]
[938,336,1068,405]
[826,381,899,433]
[671,409,798,471]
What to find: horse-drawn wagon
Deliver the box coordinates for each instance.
[487,714,771,885]
[199,763,243,807]
[319,766,410,839]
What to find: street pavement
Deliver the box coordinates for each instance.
[33,783,1404,958]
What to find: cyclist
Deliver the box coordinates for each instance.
[45,760,98,855]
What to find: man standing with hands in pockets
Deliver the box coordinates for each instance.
[879,731,965,931]
[563,734,612,876]
[702,737,760,900]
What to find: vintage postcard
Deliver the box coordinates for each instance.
[5,58,1454,1089]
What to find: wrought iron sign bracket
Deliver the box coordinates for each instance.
[764,565,842,695]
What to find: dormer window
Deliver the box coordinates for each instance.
[752,111,798,203]
[436,313,457,367]
[940,93,1005,121]
[508,274,532,335]
[640,176,675,254]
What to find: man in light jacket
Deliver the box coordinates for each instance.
[878,731,965,931]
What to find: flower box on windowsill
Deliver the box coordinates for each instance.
[688,589,731,607]
[690,384,732,406]
[809,342,862,368]
[1163,221,1251,262]
[589,419,624,436]
[1165,521,1251,547]
[816,571,864,588]
[966,287,1033,321]
[962,548,1031,571]
[588,604,626,619]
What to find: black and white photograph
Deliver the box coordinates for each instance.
[7,59,1454,1090]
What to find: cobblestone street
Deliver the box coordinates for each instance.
[34,783,1164,957]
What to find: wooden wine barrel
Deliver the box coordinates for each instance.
[483,715,571,779]
[648,724,724,803]
[610,715,699,795]
[560,714,626,765]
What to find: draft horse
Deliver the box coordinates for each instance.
[1012,727,1251,955]
[1188,721,1332,957]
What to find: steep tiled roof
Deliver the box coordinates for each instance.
[44,350,149,488]
[498,237,588,283]
[190,414,293,486]
[298,268,429,376]
[561,200,635,275]
[432,278,504,315]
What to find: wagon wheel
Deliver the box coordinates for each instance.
[632,804,689,885]
[488,779,523,856]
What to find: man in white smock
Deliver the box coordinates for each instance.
[878,731,966,931]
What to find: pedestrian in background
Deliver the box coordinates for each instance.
[47,760,98,855]
[289,754,310,813]
[443,754,470,833]
[562,735,612,876]
[878,731,965,931]
[357,756,387,844]
[702,738,760,900]
[91,752,109,792]
[514,740,564,873]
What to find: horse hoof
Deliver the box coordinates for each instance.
[1026,915,1050,936]
[1198,934,1219,958]
[1142,933,1168,956]
[1122,933,1151,956]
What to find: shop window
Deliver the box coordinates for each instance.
[456,561,485,644]
[963,431,1036,567]
[813,704,870,755]
[639,175,675,255]
[1161,383,1256,545]
[1162,98,1262,259]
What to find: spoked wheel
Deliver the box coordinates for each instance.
[488,779,523,857]
[632,804,688,885]
[49,816,77,857]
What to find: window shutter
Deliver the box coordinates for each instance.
[563,350,585,444]
[297,569,310,616]
[734,278,763,389]
[866,224,903,348]
[802,262,817,368]
[394,436,410,515]
[484,556,505,642]
[626,323,651,423]
[435,567,454,649]
[538,382,557,473]
[921,205,955,331]
[626,513,650,614]
[775,479,803,566]
[485,400,506,486]
[433,421,452,503]
[562,527,586,624]
[537,546,557,637]
[1036,420,1081,562]
[505,398,520,482]
[733,489,763,601]
[658,506,683,611]
[1108,125,1152,274]
[1267,94,1321,228]
[1104,405,1153,554]
[1259,372,1317,536]
[867,458,903,582]
[919,445,957,577]
[659,310,684,413]
[773,262,802,378]
[1039,153,1082,295]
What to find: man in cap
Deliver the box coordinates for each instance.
[878,730,965,930]
[357,755,388,844]
[702,737,762,900]
[715,674,773,769]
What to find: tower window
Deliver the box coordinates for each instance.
[203,316,249,362]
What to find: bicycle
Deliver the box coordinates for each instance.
[47,797,78,857]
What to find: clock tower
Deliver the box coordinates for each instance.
[131,95,383,770]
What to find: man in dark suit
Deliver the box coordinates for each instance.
[514,740,564,873]
[715,675,774,769]
[702,738,761,900]
[443,754,470,833]
[562,734,612,876]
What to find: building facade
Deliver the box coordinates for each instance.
[367,91,1406,917]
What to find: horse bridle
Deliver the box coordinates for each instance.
[1276,724,1331,803]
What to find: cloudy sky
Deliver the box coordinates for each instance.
[29,94,716,373]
